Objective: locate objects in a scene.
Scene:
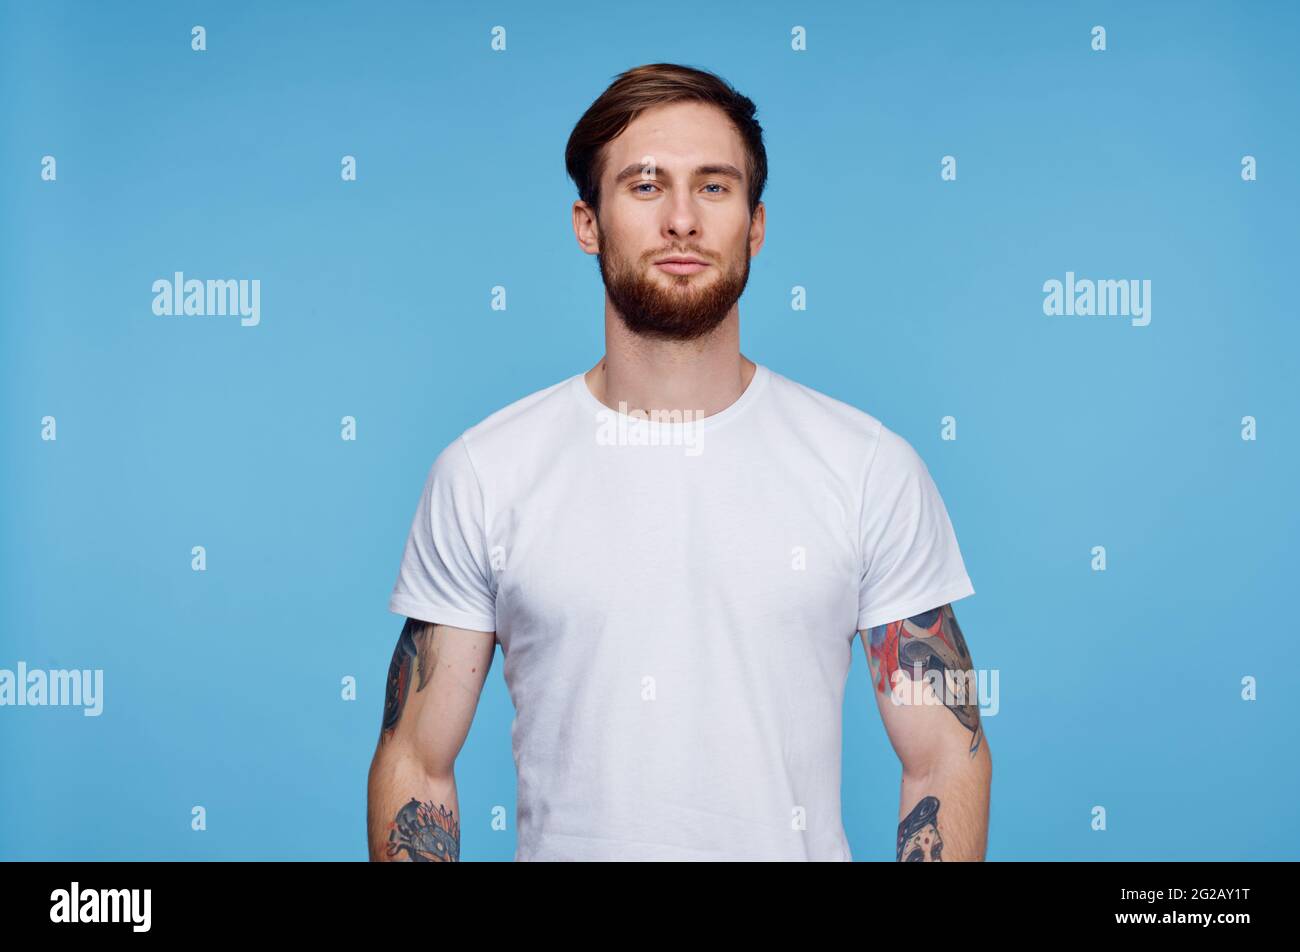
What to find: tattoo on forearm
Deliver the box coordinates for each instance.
[897,795,943,861]
[866,603,983,757]
[381,618,438,740]
[386,798,461,862]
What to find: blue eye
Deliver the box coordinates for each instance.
[631,182,728,195]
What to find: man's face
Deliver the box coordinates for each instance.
[583,100,764,342]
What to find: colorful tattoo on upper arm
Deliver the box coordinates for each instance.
[381,618,439,741]
[378,623,462,860]
[866,603,983,757]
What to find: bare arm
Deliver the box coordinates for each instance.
[366,617,496,861]
[859,603,991,861]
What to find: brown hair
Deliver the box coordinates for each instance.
[565,63,768,219]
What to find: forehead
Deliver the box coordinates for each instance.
[602,100,746,176]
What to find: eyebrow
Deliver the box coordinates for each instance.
[613,162,745,185]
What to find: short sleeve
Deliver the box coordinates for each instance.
[388,435,497,633]
[856,424,974,631]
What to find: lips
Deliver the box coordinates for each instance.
[654,254,709,276]
[655,259,709,275]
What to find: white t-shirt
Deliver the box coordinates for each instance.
[388,362,975,861]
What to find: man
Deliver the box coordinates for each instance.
[366,63,990,862]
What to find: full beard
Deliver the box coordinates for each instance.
[598,241,751,343]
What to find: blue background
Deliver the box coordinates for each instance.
[1,0,1296,860]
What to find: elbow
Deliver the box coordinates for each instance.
[900,731,991,785]
[371,732,457,789]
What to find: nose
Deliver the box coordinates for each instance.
[663,191,700,241]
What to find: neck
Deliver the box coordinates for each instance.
[585,309,755,419]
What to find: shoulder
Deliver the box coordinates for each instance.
[464,373,574,438]
[448,373,579,465]
[763,367,890,467]
[412,374,575,489]
[765,368,882,433]
[763,367,937,490]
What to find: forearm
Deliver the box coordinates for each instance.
[367,748,462,862]
[896,740,990,861]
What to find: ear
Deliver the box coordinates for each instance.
[573,200,601,255]
[748,201,766,258]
